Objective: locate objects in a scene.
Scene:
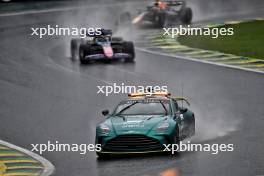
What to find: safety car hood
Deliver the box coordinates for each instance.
[110,115,168,135]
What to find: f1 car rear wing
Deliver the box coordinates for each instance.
[172,97,190,106]
[163,0,186,6]
[101,29,112,36]
[86,29,112,37]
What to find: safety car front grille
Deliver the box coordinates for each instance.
[104,134,164,152]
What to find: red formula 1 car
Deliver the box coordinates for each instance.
[119,0,193,27]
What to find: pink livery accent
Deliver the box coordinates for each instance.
[103,46,114,58]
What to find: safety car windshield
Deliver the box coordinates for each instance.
[114,99,171,116]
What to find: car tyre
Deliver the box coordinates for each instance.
[79,44,90,64]
[123,42,135,63]
[157,13,167,27]
[180,7,192,24]
[71,39,80,60]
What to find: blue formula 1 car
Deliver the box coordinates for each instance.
[71,29,135,64]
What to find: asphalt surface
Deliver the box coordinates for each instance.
[0,1,264,176]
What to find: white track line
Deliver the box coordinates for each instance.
[136,47,264,74]
[0,140,55,176]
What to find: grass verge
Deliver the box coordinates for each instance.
[178,20,264,60]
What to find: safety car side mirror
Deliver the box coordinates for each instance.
[179,107,187,114]
[102,110,109,116]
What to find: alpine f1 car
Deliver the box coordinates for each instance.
[95,91,195,158]
[70,29,135,64]
[119,0,192,27]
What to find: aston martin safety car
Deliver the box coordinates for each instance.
[95,91,195,158]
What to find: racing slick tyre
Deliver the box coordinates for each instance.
[157,13,167,27]
[123,42,135,63]
[180,7,192,24]
[79,44,91,64]
[71,39,80,60]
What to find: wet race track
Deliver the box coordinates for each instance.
[0,1,264,176]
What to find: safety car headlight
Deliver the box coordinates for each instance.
[156,122,169,133]
[99,124,110,134]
